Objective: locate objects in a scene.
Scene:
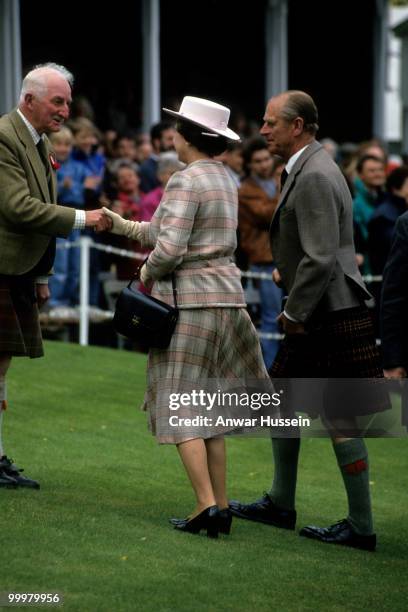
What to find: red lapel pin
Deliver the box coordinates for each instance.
[49,154,60,170]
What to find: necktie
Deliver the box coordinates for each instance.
[280,168,289,192]
[32,138,56,275]
[36,138,52,192]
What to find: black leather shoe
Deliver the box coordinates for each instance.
[218,508,232,534]
[299,519,376,551]
[229,492,296,529]
[0,468,18,488]
[0,456,40,489]
[171,507,232,535]
[173,505,220,538]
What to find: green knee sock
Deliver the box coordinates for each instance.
[269,437,300,510]
[333,438,373,535]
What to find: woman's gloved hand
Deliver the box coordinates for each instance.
[102,207,142,240]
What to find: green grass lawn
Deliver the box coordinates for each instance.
[1,341,408,612]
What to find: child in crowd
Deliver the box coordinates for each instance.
[69,118,106,305]
[48,127,92,312]
[69,117,105,198]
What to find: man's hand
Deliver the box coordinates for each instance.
[85,209,112,232]
[36,284,50,308]
[383,366,407,379]
[272,267,283,287]
[277,311,306,335]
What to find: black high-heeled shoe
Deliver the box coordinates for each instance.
[170,507,232,535]
[172,505,220,538]
[218,508,232,535]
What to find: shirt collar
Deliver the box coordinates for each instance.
[285,144,310,174]
[17,108,42,145]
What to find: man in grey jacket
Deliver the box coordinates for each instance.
[230,91,388,551]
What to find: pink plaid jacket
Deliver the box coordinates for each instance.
[139,159,246,308]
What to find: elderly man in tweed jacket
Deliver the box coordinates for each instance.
[230,90,389,552]
[0,63,108,488]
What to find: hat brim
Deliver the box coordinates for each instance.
[162,108,241,141]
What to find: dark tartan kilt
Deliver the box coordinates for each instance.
[270,305,391,418]
[0,277,43,358]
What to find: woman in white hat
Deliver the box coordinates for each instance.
[104,97,271,538]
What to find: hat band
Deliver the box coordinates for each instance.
[180,112,227,132]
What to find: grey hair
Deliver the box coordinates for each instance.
[157,151,185,175]
[19,63,74,103]
[280,90,319,135]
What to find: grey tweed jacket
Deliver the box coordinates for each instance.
[270,141,371,323]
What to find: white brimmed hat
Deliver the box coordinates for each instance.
[163,96,240,141]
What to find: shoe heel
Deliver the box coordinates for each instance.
[206,506,220,538]
[219,509,232,535]
[174,505,220,536]
[206,522,219,539]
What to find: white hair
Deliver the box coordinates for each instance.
[157,151,185,174]
[19,63,74,103]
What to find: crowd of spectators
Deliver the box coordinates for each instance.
[47,96,408,360]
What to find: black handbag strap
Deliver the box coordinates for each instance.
[129,257,178,309]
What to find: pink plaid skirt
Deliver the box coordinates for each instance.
[142,307,270,443]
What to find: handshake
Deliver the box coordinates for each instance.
[84,207,142,241]
[84,208,113,232]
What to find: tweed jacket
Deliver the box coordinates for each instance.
[0,109,75,275]
[238,176,278,264]
[139,159,246,308]
[270,141,371,322]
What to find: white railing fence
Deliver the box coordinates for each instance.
[53,237,382,347]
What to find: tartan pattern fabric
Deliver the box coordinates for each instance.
[142,307,270,444]
[270,306,389,417]
[271,306,382,378]
[0,278,43,358]
[139,160,246,308]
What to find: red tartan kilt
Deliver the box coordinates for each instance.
[0,278,43,358]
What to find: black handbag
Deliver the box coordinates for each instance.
[113,263,179,349]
